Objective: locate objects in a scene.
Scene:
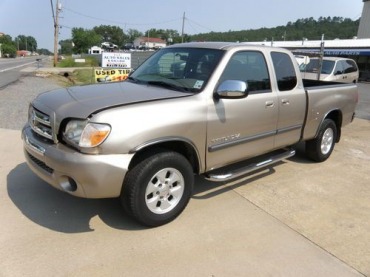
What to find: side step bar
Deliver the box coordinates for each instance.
[204,149,296,182]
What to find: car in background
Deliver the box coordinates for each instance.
[300,57,359,83]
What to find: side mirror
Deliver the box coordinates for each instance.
[215,80,248,99]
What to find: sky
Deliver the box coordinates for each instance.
[0,0,365,51]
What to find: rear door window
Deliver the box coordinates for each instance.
[271,52,297,91]
[342,60,358,74]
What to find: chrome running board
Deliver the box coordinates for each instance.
[204,149,296,182]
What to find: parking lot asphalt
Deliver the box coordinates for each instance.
[0,69,369,276]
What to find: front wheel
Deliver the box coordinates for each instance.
[305,119,337,162]
[121,150,194,227]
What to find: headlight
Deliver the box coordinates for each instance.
[63,120,111,148]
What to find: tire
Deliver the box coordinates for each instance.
[306,119,337,162]
[121,150,194,227]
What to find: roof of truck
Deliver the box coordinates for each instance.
[167,41,272,51]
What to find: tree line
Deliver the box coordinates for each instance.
[59,26,186,54]
[0,34,42,57]
[0,16,360,57]
[61,16,360,54]
[191,16,359,42]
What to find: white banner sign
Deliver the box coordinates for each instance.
[102,52,131,68]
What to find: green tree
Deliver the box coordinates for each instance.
[1,43,17,57]
[93,25,126,47]
[37,48,52,55]
[71,27,101,54]
[59,39,73,55]
[0,34,13,45]
[143,28,180,43]
[189,17,359,42]
[0,34,16,57]
[15,35,37,52]
[126,29,143,43]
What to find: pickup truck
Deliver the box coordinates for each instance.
[22,42,358,227]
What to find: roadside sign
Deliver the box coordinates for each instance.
[94,68,131,83]
[101,52,131,68]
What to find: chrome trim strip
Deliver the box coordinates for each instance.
[208,124,303,153]
[25,134,46,155]
[276,124,302,135]
[208,130,276,152]
[30,108,53,140]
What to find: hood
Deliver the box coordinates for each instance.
[33,81,192,119]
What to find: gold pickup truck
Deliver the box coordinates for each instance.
[22,42,358,226]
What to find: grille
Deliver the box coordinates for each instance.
[27,152,54,174]
[29,107,53,142]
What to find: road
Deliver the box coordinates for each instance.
[0,56,47,88]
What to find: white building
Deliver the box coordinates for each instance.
[133,37,166,50]
[243,38,370,81]
[358,0,370,38]
[88,46,103,54]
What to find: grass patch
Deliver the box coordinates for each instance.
[57,56,99,68]
[73,68,96,85]
[49,68,96,87]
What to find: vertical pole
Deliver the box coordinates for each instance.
[147,30,149,49]
[317,34,325,81]
[181,12,185,43]
[53,0,60,67]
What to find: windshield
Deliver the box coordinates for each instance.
[300,59,335,74]
[129,47,224,93]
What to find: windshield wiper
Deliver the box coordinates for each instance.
[127,76,138,83]
[146,81,188,92]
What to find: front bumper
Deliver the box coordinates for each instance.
[22,125,133,198]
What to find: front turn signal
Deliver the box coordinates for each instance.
[80,123,111,148]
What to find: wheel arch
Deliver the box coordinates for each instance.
[324,109,342,142]
[128,137,202,174]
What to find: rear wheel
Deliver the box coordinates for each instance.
[306,119,337,162]
[121,150,193,227]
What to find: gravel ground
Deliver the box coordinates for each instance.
[0,74,62,130]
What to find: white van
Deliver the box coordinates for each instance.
[300,57,359,83]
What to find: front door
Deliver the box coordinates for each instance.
[206,51,278,171]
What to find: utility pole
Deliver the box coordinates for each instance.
[317,34,325,81]
[181,12,185,43]
[53,0,61,67]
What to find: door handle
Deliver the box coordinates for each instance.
[265,101,274,107]
[281,99,290,105]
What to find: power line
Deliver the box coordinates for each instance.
[50,0,56,26]
[63,7,181,29]
[186,17,213,33]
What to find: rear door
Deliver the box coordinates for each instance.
[270,51,307,148]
